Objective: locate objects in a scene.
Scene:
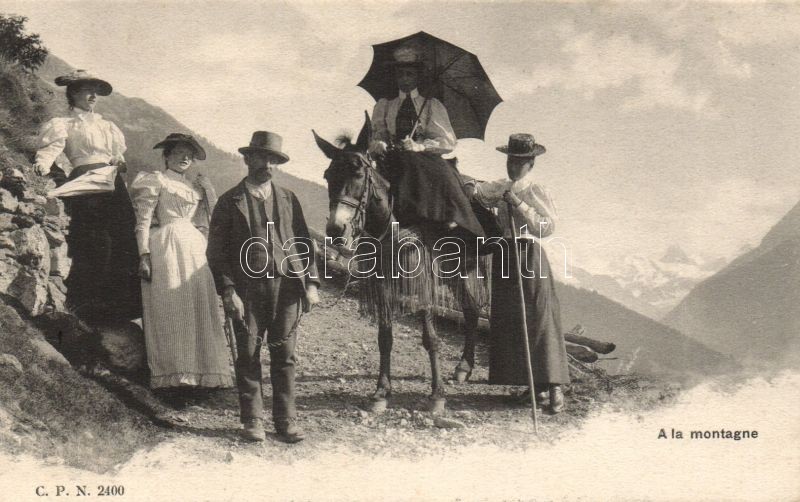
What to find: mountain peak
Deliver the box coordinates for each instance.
[760,198,800,251]
[660,244,695,265]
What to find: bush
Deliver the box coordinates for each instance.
[0,60,55,163]
[0,15,47,72]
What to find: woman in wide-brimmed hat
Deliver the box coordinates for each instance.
[33,70,142,323]
[131,133,233,391]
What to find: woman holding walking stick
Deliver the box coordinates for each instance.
[466,133,570,414]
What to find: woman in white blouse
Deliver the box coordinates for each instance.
[131,134,233,390]
[34,70,141,323]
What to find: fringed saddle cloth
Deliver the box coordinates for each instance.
[358,225,492,321]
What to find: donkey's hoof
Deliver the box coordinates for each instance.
[369,398,388,414]
[427,396,446,415]
[453,367,472,384]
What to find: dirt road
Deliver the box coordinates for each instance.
[143,283,677,461]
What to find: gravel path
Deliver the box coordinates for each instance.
[143,282,678,461]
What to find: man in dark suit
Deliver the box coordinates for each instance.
[207,131,320,443]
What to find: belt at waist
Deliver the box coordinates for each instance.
[70,154,113,167]
[68,162,115,180]
[156,217,195,226]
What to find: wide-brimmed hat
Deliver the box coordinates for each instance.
[496,133,546,158]
[238,131,289,164]
[387,46,425,69]
[54,70,112,96]
[153,133,206,160]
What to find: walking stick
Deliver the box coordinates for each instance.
[223,314,239,366]
[507,202,540,435]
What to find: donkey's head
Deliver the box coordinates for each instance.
[313,112,376,243]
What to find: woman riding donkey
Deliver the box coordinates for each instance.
[369,45,485,243]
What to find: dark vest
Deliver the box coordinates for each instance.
[244,189,287,277]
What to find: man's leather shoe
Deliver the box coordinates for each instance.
[241,418,265,442]
[549,385,565,413]
[275,420,305,444]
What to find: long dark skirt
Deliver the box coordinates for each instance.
[63,163,142,323]
[489,239,570,386]
[382,151,485,240]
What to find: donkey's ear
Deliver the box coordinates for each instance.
[354,110,372,153]
[312,129,339,159]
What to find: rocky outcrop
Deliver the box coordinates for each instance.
[0,150,144,377]
[0,353,23,381]
[97,319,146,372]
[0,166,71,317]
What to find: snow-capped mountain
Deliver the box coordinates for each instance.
[565,245,728,320]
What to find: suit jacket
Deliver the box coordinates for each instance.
[206,179,320,297]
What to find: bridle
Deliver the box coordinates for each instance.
[328,153,393,243]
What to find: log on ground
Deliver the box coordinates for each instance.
[566,343,599,363]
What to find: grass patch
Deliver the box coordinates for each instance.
[0,301,160,472]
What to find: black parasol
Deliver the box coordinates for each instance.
[357,31,503,140]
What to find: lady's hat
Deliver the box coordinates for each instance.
[496,133,546,158]
[388,46,425,69]
[153,133,207,160]
[238,131,289,164]
[54,70,113,96]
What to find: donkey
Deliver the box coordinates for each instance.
[313,113,486,413]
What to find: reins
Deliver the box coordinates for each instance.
[331,156,394,244]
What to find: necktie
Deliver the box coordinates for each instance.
[395,95,417,141]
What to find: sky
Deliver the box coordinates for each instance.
[5,0,800,274]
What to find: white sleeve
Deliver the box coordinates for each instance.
[474,179,506,208]
[34,119,68,173]
[516,184,558,237]
[108,121,127,163]
[191,182,217,234]
[131,172,161,254]
[371,99,391,144]
[420,99,456,153]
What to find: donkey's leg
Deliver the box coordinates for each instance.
[373,312,393,401]
[454,283,479,383]
[420,308,446,413]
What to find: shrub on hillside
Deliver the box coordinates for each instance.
[0,15,47,72]
[0,58,55,159]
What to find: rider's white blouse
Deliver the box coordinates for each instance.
[371,88,457,154]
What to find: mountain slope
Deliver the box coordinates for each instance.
[566,266,664,320]
[665,200,800,369]
[555,282,737,379]
[35,56,330,229]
